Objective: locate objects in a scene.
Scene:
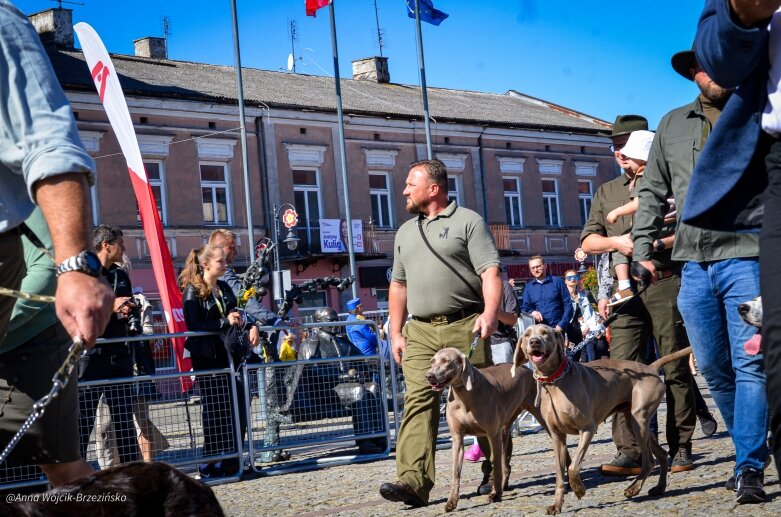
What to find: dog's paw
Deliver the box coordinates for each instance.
[624,485,641,498]
[648,485,665,497]
[487,489,500,503]
[444,499,458,512]
[546,504,562,515]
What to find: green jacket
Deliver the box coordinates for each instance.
[0,207,58,354]
[633,97,758,262]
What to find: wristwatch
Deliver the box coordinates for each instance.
[654,239,666,253]
[55,250,102,277]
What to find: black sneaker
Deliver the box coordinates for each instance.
[379,481,427,507]
[698,411,718,437]
[725,475,736,491]
[600,452,642,476]
[670,448,694,472]
[197,464,214,480]
[736,468,765,504]
[477,474,493,495]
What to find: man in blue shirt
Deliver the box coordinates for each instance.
[345,298,379,356]
[520,255,573,333]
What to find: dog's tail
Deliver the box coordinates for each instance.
[649,346,692,371]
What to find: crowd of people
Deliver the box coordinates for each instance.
[3,0,781,511]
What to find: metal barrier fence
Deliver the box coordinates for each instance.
[244,321,392,474]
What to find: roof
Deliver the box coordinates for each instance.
[48,48,611,134]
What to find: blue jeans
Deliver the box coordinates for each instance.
[677,258,768,475]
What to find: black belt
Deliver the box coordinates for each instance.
[413,304,483,325]
[656,265,681,280]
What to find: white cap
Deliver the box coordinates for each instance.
[620,130,655,162]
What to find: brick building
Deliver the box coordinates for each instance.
[31,8,615,315]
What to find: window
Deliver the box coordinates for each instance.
[578,180,593,225]
[136,161,167,226]
[503,176,523,227]
[541,179,560,227]
[296,292,328,320]
[293,169,321,242]
[447,176,461,205]
[200,162,230,225]
[369,172,392,228]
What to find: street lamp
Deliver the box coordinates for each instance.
[271,203,300,307]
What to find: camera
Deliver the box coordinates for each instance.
[125,296,143,336]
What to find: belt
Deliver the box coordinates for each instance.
[413,304,483,326]
[656,266,681,280]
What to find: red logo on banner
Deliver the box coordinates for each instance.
[90,61,109,102]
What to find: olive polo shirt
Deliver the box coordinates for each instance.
[391,202,499,318]
[633,97,758,262]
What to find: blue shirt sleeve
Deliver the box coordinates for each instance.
[556,278,574,330]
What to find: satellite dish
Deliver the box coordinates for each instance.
[287,53,294,72]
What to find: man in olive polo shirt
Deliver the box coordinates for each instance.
[633,48,768,504]
[379,159,501,508]
[581,115,696,476]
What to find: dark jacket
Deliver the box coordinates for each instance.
[100,264,132,341]
[682,0,770,230]
[520,275,573,330]
[182,280,235,360]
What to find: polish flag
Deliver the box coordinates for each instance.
[74,23,192,391]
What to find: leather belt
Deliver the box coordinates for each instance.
[413,304,483,326]
[656,267,681,280]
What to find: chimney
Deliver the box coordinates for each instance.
[134,37,167,59]
[28,8,73,48]
[351,56,390,84]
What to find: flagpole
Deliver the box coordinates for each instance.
[230,0,254,260]
[328,1,358,298]
[414,0,433,159]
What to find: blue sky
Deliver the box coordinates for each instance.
[18,0,705,128]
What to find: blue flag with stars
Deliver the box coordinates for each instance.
[405,0,449,26]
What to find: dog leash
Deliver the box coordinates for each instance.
[0,338,86,464]
[467,332,480,359]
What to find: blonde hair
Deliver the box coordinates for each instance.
[179,244,221,299]
[208,229,236,247]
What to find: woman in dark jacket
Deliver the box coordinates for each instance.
[179,244,258,479]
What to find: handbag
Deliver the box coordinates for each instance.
[223,324,251,362]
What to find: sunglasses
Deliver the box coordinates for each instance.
[565,275,580,281]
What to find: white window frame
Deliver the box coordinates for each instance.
[541,178,561,227]
[447,175,462,206]
[137,159,168,226]
[200,161,232,226]
[578,179,593,226]
[503,175,523,227]
[293,167,323,242]
[369,171,393,228]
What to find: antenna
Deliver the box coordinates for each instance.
[161,16,172,40]
[287,19,298,73]
[373,0,385,57]
[51,0,84,8]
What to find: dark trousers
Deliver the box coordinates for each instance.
[608,275,696,459]
[191,354,245,460]
[0,230,23,339]
[762,138,781,473]
[78,346,141,464]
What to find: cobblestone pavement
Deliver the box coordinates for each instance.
[212,377,779,516]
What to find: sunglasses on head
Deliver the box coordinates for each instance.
[565,275,580,281]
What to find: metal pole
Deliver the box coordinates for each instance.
[414,0,433,159]
[272,204,282,311]
[328,2,358,298]
[230,0,254,260]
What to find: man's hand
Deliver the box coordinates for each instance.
[248,326,259,347]
[730,0,781,27]
[391,333,406,365]
[613,234,634,257]
[531,310,544,322]
[631,260,658,287]
[56,273,114,349]
[113,297,133,315]
[606,209,620,225]
[597,298,609,320]
[472,312,498,339]
[554,325,563,333]
[227,310,243,326]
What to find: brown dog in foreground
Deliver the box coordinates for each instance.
[0,461,225,516]
[512,324,691,515]
[426,347,542,512]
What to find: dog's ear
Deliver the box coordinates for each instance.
[553,327,566,356]
[460,352,474,391]
[511,332,527,378]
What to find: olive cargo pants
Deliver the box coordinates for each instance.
[609,273,696,459]
[395,314,491,503]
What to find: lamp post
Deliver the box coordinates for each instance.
[270,203,300,309]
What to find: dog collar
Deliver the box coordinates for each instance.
[534,354,571,384]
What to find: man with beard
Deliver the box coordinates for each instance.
[378,159,501,507]
[581,114,697,477]
[633,47,768,504]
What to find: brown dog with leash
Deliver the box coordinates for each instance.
[426,347,544,511]
[512,324,691,515]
